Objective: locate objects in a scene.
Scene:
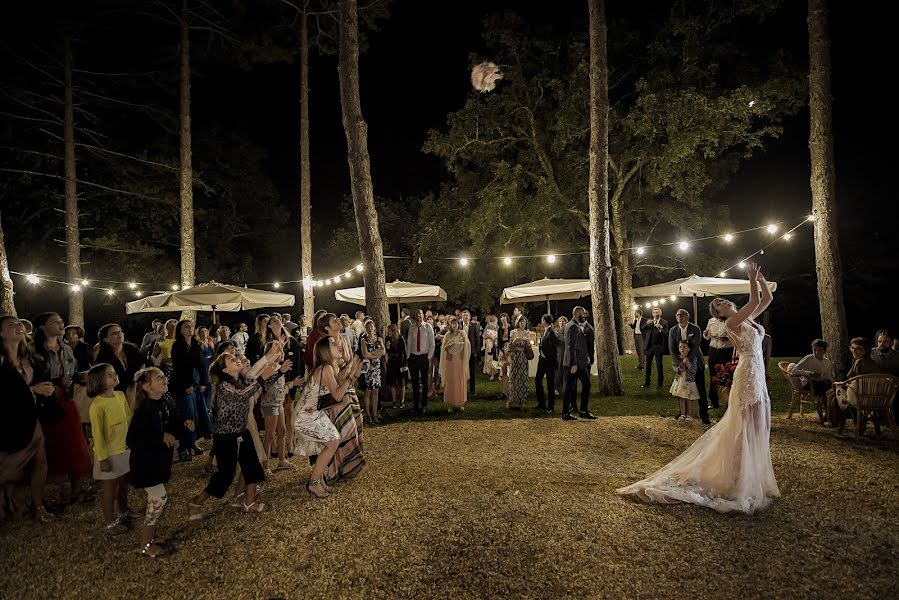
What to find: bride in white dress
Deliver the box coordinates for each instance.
[617,262,780,514]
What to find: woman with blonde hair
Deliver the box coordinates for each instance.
[439,316,470,413]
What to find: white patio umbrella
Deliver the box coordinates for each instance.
[631,274,777,318]
[334,280,447,321]
[500,278,591,312]
[125,281,295,323]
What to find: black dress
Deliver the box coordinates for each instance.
[384,335,407,386]
[94,343,146,392]
[126,397,186,489]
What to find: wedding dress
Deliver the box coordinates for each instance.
[617,319,780,514]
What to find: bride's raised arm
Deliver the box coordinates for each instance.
[726,262,761,331]
[750,269,773,319]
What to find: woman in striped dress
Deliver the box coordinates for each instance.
[316,313,367,484]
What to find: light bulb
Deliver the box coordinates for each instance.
[669,295,676,301]
[334,275,341,283]
[783,233,793,241]
[325,279,332,285]
[106,288,115,296]
[26,274,39,284]
[807,214,815,222]
[134,291,142,297]
[635,247,645,255]
[459,258,469,267]
[644,303,652,309]
[719,272,727,278]
[766,224,778,234]
[546,254,556,264]
[128,282,137,289]
[723,233,734,242]
[678,241,689,251]
[631,303,638,310]
[738,261,747,269]
[81,279,90,286]
[172,284,179,291]
[503,257,512,265]
[660,299,666,304]
[356,264,364,272]
[72,284,81,292]
[651,301,659,307]
[273,282,281,289]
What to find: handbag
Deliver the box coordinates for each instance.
[305,369,342,411]
[524,343,535,361]
[36,386,67,425]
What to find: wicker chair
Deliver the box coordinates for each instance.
[778,361,814,420]
[843,373,899,440]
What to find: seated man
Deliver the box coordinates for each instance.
[871,330,899,377]
[790,338,834,423]
[826,337,880,432]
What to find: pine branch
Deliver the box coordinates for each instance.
[0,168,159,200]
[0,110,62,125]
[77,143,176,170]
[0,146,62,161]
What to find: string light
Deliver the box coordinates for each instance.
[766,224,778,234]
[723,233,734,242]
[783,233,793,241]
[635,247,646,255]
[503,256,513,265]
[171,284,179,291]
[644,302,652,309]
[659,298,666,304]
[128,282,137,289]
[106,289,115,296]
[678,241,689,251]
[334,275,341,283]
[325,279,332,285]
[459,258,469,267]
[72,284,81,292]
[81,279,89,286]
[632,303,638,310]
[134,290,142,297]
[719,272,727,278]
[273,282,281,289]
[356,264,364,272]
[807,214,815,222]
[26,274,39,284]
[652,300,659,307]
[546,254,557,264]
[669,295,676,301]
[738,261,747,269]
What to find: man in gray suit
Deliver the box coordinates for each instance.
[668,308,710,424]
[562,306,597,421]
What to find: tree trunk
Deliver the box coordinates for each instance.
[808,0,848,376]
[63,33,84,326]
[178,0,196,321]
[610,188,634,356]
[337,0,390,336]
[299,11,315,319]
[587,0,623,395]
[0,212,15,316]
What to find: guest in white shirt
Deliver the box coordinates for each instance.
[703,311,735,409]
[230,322,249,355]
[339,314,358,353]
[351,311,366,339]
[791,339,834,422]
[405,309,435,414]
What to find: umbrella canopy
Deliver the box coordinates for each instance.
[500,278,591,305]
[125,281,295,314]
[334,280,447,307]
[631,274,777,299]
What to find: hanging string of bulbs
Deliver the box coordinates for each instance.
[9,213,814,299]
[9,263,366,299]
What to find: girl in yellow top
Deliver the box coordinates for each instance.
[88,363,138,535]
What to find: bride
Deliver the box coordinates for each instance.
[617,262,780,514]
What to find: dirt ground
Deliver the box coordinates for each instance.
[1,414,898,599]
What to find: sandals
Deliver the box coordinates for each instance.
[242,502,266,513]
[229,493,246,508]
[306,478,329,500]
[136,540,169,558]
[188,501,204,522]
[105,518,129,536]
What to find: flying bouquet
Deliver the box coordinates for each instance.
[711,359,738,388]
[471,61,503,93]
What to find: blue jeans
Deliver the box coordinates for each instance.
[176,392,198,453]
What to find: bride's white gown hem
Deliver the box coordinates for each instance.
[616,320,780,514]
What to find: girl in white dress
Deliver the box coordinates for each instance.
[618,262,780,514]
[670,340,700,422]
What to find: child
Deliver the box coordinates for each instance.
[670,340,700,422]
[259,341,302,476]
[188,342,281,519]
[87,364,137,535]
[127,367,193,557]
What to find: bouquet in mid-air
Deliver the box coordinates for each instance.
[471,61,503,93]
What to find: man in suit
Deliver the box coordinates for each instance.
[629,308,648,370]
[668,308,710,424]
[405,309,435,415]
[461,310,482,396]
[562,306,597,421]
[535,314,559,412]
[642,307,668,389]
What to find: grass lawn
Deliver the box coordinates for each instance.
[2,355,897,599]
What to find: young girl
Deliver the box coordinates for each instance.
[670,340,700,422]
[259,341,302,475]
[87,364,137,535]
[127,367,192,557]
[482,315,499,379]
[361,320,385,424]
[188,342,281,519]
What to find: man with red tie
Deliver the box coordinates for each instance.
[405,309,435,415]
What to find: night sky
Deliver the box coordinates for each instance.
[1,0,894,352]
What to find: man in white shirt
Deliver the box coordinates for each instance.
[351,311,366,339]
[704,313,735,409]
[629,309,647,370]
[230,322,249,355]
[405,309,435,414]
[339,314,358,353]
[791,339,834,422]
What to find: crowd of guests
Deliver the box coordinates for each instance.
[788,329,899,432]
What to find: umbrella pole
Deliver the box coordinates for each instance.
[212,306,217,325]
[692,295,698,323]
